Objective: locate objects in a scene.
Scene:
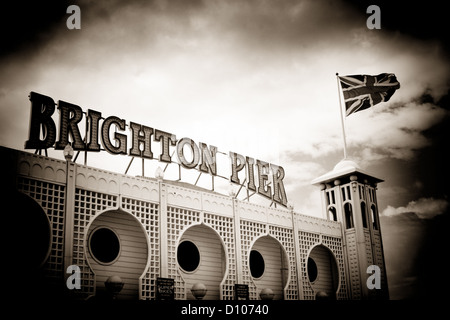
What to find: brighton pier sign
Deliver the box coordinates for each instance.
[24,92,288,206]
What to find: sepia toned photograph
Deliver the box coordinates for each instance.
[1,0,448,315]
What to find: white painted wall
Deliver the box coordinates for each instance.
[179,224,226,300]
[251,236,288,300]
[87,210,148,300]
[309,245,338,297]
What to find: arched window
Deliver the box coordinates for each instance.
[249,250,265,279]
[360,202,368,228]
[307,257,318,283]
[371,204,378,230]
[344,203,353,229]
[328,206,337,222]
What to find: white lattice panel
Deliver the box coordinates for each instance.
[269,225,298,300]
[322,235,349,299]
[8,147,391,301]
[73,188,118,297]
[167,206,201,300]
[121,197,159,300]
[298,231,321,300]
[203,213,236,300]
[17,177,65,282]
[240,219,266,299]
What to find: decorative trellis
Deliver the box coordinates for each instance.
[17,177,65,284]
[9,147,387,302]
[121,197,159,300]
[203,212,236,300]
[322,235,348,299]
[269,225,298,300]
[73,188,117,297]
[166,206,201,300]
[298,231,321,300]
[239,219,267,300]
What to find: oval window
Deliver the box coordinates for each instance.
[249,250,265,278]
[307,257,318,283]
[177,240,200,272]
[89,227,121,264]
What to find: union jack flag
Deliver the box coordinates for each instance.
[338,73,400,116]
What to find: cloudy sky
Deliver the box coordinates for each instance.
[1,0,449,299]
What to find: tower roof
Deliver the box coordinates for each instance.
[311,158,384,186]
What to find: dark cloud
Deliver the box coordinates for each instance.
[4,0,448,58]
[380,194,449,299]
[204,0,363,50]
[0,0,205,58]
[380,213,426,298]
[414,92,450,198]
[415,211,450,299]
[344,0,450,54]
[0,1,71,57]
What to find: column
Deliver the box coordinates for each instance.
[232,198,243,284]
[159,179,169,278]
[290,205,304,300]
[63,146,76,288]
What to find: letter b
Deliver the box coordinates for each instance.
[24,92,57,150]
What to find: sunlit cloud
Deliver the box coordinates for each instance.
[382,197,449,219]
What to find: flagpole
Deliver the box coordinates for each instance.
[336,73,348,159]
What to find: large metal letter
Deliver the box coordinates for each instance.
[86,109,102,152]
[101,116,127,155]
[154,130,177,163]
[229,152,246,184]
[129,121,154,159]
[271,164,287,206]
[257,160,272,200]
[246,157,256,191]
[55,100,85,150]
[24,92,57,150]
[199,142,217,175]
[176,138,200,169]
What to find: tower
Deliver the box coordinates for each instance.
[312,159,389,299]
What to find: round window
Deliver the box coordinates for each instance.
[307,257,318,283]
[249,250,265,278]
[177,240,200,272]
[89,227,121,264]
